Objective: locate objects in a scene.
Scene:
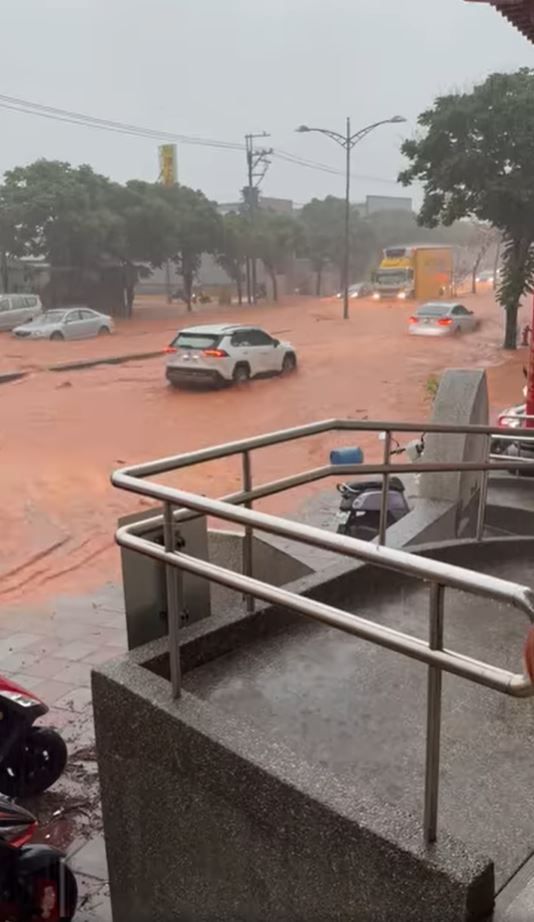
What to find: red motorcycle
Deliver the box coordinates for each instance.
[0,796,77,920]
[0,676,67,799]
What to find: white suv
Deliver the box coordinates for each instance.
[165,323,297,387]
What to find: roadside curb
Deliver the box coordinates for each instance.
[0,371,28,385]
[48,350,164,373]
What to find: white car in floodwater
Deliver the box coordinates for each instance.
[13,307,114,341]
[165,323,297,387]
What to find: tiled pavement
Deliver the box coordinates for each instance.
[0,581,126,920]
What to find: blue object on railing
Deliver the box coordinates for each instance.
[330,446,364,466]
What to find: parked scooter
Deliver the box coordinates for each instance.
[0,795,77,920]
[336,434,424,540]
[0,676,67,799]
[491,369,534,472]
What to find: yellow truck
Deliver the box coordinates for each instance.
[372,244,454,301]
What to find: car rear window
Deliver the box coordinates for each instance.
[172,333,222,350]
[417,305,448,317]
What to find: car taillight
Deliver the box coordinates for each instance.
[164,346,176,354]
[437,318,452,326]
[202,349,228,358]
[409,316,418,323]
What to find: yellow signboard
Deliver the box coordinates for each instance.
[381,257,412,269]
[159,144,177,186]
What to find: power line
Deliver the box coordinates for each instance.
[0,94,244,152]
[0,92,403,185]
[272,149,402,186]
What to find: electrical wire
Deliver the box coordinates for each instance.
[0,94,244,151]
[272,149,401,185]
[0,92,403,185]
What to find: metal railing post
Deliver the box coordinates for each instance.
[378,430,392,546]
[424,582,444,844]
[163,501,182,698]
[476,435,491,542]
[242,451,254,613]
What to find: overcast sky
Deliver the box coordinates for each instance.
[1,0,532,208]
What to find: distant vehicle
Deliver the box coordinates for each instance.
[476,269,500,285]
[409,301,478,336]
[0,293,42,331]
[165,323,297,388]
[372,244,453,301]
[13,307,114,341]
[336,282,374,300]
[173,288,212,304]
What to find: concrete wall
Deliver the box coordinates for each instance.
[420,369,488,538]
[120,516,312,650]
[93,652,493,922]
[208,529,312,614]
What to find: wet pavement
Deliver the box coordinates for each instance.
[0,583,125,919]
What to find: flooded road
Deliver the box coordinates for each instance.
[0,291,526,606]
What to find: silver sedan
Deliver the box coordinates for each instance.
[13,307,114,341]
[409,302,478,337]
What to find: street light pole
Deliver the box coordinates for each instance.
[343,116,351,321]
[296,115,406,319]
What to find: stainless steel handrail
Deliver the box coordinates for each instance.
[111,418,534,844]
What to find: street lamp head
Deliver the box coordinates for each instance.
[390,115,407,124]
[296,125,311,133]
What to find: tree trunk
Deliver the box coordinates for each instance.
[236,274,242,305]
[315,265,322,297]
[493,238,501,290]
[500,236,532,350]
[0,250,8,293]
[270,270,278,302]
[471,265,477,295]
[504,304,519,350]
[182,256,194,311]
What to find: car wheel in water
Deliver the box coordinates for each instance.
[233,363,250,385]
[98,326,111,336]
[282,353,297,374]
[50,331,64,341]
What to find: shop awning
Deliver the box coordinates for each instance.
[466,0,534,42]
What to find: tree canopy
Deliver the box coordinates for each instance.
[253,211,302,301]
[216,212,249,304]
[0,160,222,314]
[399,68,534,348]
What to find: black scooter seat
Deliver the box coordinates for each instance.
[340,477,405,494]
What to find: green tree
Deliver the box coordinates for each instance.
[156,185,222,310]
[399,69,534,349]
[298,196,378,294]
[0,193,24,292]
[254,212,302,302]
[216,213,248,304]
[299,197,338,295]
[1,160,131,311]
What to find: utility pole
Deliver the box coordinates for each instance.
[343,117,351,322]
[244,132,272,304]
